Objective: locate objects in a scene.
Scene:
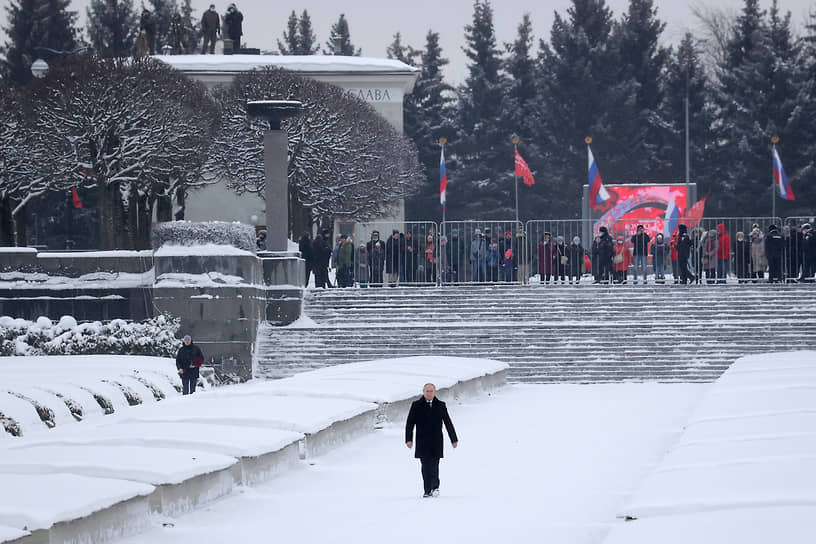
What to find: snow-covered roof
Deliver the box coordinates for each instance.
[155,54,419,75]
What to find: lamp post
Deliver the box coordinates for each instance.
[771,135,779,220]
[246,100,303,252]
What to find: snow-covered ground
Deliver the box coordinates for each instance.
[117,383,704,544]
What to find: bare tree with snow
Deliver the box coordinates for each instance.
[206,67,423,234]
[25,53,219,249]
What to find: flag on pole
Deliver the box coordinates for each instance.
[773,147,795,201]
[684,193,708,229]
[71,187,82,209]
[514,150,535,186]
[587,145,610,209]
[439,147,447,209]
[663,197,679,237]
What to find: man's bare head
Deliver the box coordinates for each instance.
[423,383,436,401]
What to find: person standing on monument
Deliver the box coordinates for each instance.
[201,4,220,54]
[139,9,157,55]
[176,335,204,395]
[405,383,458,498]
[224,3,243,49]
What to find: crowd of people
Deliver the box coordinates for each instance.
[136,3,244,56]
[293,221,816,288]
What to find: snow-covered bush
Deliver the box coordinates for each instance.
[0,314,181,357]
[152,221,256,253]
[0,411,21,436]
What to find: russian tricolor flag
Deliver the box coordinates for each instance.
[440,148,447,209]
[773,147,795,201]
[588,145,610,209]
[663,196,680,237]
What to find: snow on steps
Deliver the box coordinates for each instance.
[255,284,816,383]
[0,356,506,544]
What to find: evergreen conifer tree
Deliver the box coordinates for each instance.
[657,33,715,193]
[87,0,138,56]
[0,0,78,85]
[403,31,456,220]
[298,10,319,55]
[148,0,177,53]
[278,10,299,54]
[324,14,361,56]
[611,0,670,175]
[386,32,419,65]
[537,0,638,215]
[711,0,805,215]
[452,0,509,219]
[178,0,198,53]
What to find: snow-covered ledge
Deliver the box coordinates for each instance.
[0,357,507,544]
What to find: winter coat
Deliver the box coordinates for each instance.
[567,243,585,276]
[355,248,368,283]
[298,235,313,264]
[612,242,632,272]
[669,233,679,262]
[765,229,784,262]
[176,342,204,379]
[140,12,156,36]
[201,9,220,35]
[470,238,486,262]
[537,240,556,275]
[385,235,405,273]
[404,235,419,272]
[734,238,751,278]
[447,236,465,268]
[631,232,651,256]
[597,232,614,263]
[424,241,436,266]
[311,235,332,266]
[717,223,731,261]
[676,230,692,264]
[751,235,767,272]
[337,240,354,268]
[499,236,515,264]
[405,396,457,459]
[554,242,568,273]
[486,244,500,270]
[701,232,718,270]
[224,8,243,41]
[367,238,386,271]
[651,239,668,264]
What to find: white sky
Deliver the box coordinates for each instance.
[0,0,813,82]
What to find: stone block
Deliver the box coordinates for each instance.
[0,248,38,271]
[154,254,261,285]
[260,255,303,287]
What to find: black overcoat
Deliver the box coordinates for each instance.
[176,343,204,379]
[405,397,458,459]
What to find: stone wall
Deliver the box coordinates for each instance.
[0,248,303,380]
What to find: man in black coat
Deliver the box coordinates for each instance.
[765,224,784,283]
[200,4,220,54]
[176,335,204,395]
[224,3,243,49]
[298,231,313,287]
[311,228,332,288]
[676,224,693,284]
[405,383,458,498]
[597,226,614,283]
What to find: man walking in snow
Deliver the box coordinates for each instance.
[405,383,458,498]
[176,334,204,395]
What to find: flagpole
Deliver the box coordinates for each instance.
[439,137,447,226]
[771,136,778,220]
[512,135,520,225]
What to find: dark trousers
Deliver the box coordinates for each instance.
[420,457,440,494]
[182,375,197,395]
[304,262,313,287]
[201,33,217,54]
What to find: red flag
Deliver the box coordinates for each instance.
[684,193,708,229]
[71,187,82,209]
[514,150,535,186]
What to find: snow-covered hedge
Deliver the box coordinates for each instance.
[152,221,256,253]
[0,315,181,357]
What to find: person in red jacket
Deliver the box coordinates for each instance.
[716,223,731,284]
[612,235,633,284]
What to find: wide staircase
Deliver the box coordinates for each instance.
[254,284,816,383]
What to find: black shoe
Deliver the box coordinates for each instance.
[423,492,432,498]
[432,489,440,497]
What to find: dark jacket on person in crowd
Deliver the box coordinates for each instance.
[176,342,204,379]
[567,240,585,277]
[224,4,243,44]
[631,228,651,256]
[597,228,614,264]
[299,233,313,265]
[312,232,332,266]
[676,224,692,264]
[201,8,220,36]
[385,232,405,274]
[405,396,458,459]
[733,234,751,280]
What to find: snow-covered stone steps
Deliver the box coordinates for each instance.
[254,284,816,383]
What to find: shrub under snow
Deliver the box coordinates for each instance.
[0,314,181,357]
[152,221,256,253]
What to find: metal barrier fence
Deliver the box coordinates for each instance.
[325,217,816,287]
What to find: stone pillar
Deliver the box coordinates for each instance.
[246,100,303,253]
[264,130,288,252]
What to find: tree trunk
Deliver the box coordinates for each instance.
[0,197,15,247]
[174,184,186,220]
[156,193,172,222]
[98,180,125,250]
[14,203,27,247]
[289,188,313,241]
[136,193,153,250]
